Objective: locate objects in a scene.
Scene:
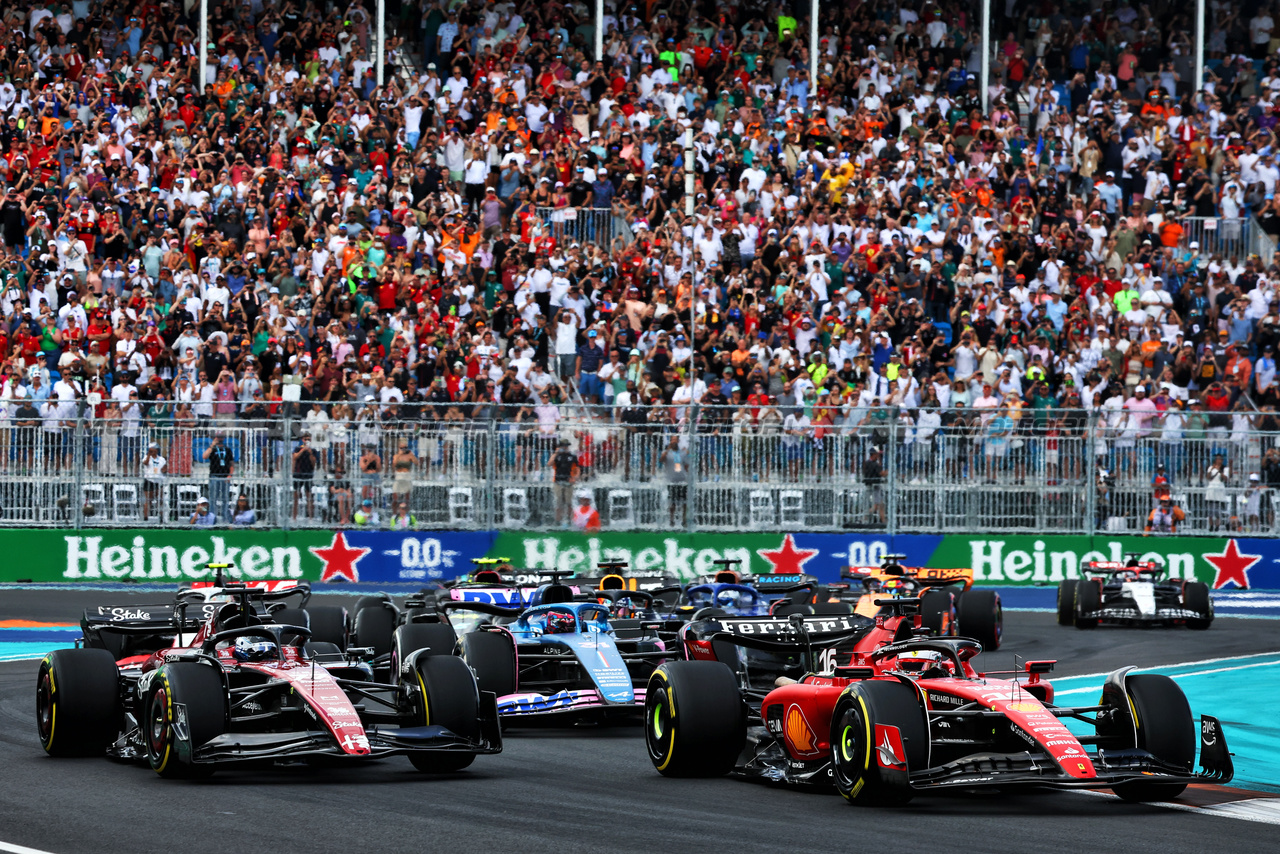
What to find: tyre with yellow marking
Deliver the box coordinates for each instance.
[36,649,120,757]
[145,662,226,778]
[1110,675,1194,802]
[408,653,479,772]
[644,661,744,777]
[831,680,928,806]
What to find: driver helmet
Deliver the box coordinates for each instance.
[232,636,278,661]
[544,611,576,634]
[896,649,945,674]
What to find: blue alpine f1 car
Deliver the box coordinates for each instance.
[442,584,672,723]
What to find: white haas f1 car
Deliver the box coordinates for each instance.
[37,574,501,777]
[1057,557,1213,629]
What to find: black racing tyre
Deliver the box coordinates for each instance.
[645,661,745,778]
[810,602,854,616]
[306,605,349,649]
[919,589,956,636]
[1075,580,1101,629]
[690,607,728,621]
[1111,675,1195,802]
[304,641,344,659]
[271,608,310,645]
[146,662,227,778]
[392,623,459,675]
[1057,580,1079,626]
[36,649,121,757]
[1183,582,1213,630]
[832,680,929,806]
[408,655,479,772]
[460,631,518,697]
[353,595,387,615]
[353,603,396,656]
[956,589,1002,650]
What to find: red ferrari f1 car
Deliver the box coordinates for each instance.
[36,573,501,777]
[645,597,1233,803]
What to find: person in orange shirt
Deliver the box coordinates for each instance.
[438,222,481,264]
[1159,217,1184,247]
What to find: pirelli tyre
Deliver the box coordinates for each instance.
[408,654,480,773]
[919,589,956,636]
[460,631,518,698]
[353,602,397,656]
[1074,579,1101,629]
[36,648,121,757]
[645,661,745,777]
[1057,580,1079,626]
[391,623,459,676]
[306,605,350,649]
[956,589,1002,650]
[1183,582,1213,630]
[145,662,227,778]
[1110,675,1196,802]
[832,680,929,806]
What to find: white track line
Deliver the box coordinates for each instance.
[1074,790,1280,826]
[1051,650,1280,684]
[0,840,58,854]
[1055,659,1280,696]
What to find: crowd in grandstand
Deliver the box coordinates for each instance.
[1,0,1280,527]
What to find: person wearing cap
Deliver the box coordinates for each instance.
[549,439,580,527]
[189,496,217,528]
[1144,495,1186,533]
[353,497,381,527]
[571,488,601,531]
[142,441,168,520]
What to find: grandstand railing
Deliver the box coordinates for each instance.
[1179,216,1277,261]
[0,403,1270,537]
[532,206,633,245]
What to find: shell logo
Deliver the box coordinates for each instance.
[1008,702,1042,712]
[785,704,819,756]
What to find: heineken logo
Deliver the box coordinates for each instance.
[63,535,303,580]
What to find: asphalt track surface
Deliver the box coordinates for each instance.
[0,589,1277,854]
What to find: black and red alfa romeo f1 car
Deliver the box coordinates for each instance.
[36,574,501,777]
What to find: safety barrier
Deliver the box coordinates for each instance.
[532,206,633,245]
[0,402,1270,537]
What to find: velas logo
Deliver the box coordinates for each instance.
[757,534,819,575]
[1203,539,1260,590]
[310,532,371,583]
[63,535,303,579]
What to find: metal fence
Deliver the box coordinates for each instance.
[532,206,633,245]
[1179,216,1277,261]
[0,402,1272,537]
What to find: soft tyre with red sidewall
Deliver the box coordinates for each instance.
[145,663,227,778]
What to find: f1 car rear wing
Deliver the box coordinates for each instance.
[1084,560,1161,573]
[842,565,974,590]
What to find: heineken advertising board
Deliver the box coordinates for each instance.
[1,529,1275,589]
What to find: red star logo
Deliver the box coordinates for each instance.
[309,532,371,583]
[1203,539,1260,590]
[756,534,819,575]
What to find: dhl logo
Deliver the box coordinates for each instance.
[785,704,820,756]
